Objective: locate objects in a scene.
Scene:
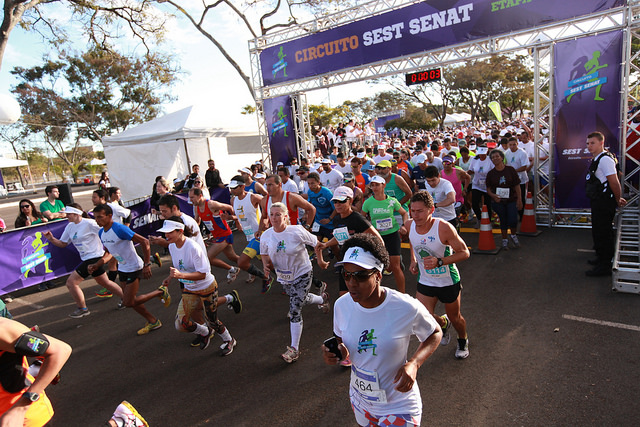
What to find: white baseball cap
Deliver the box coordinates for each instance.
[228,179,244,189]
[370,175,386,185]
[415,153,428,164]
[255,172,266,179]
[331,186,354,202]
[477,147,488,155]
[238,167,252,175]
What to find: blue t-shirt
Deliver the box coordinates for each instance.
[411,165,427,190]
[307,186,335,229]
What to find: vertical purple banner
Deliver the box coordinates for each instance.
[0,221,82,295]
[553,31,623,209]
[264,96,298,169]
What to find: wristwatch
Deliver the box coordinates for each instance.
[23,391,40,403]
[436,258,444,267]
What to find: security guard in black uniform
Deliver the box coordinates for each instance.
[584,131,627,276]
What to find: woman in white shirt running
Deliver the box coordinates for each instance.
[159,217,237,356]
[323,233,442,427]
[260,202,329,363]
[43,204,123,319]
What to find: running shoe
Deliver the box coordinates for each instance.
[227,290,242,314]
[318,290,330,314]
[226,266,240,283]
[137,319,162,336]
[245,274,256,284]
[111,400,149,427]
[501,239,509,251]
[281,346,299,363]
[383,269,392,276]
[152,252,162,267]
[455,338,469,359]
[158,285,171,308]
[191,335,202,347]
[440,314,451,346]
[262,276,274,294]
[200,327,214,350]
[510,234,520,249]
[220,338,236,356]
[69,307,90,318]
[117,299,126,310]
[317,281,327,296]
[96,287,113,298]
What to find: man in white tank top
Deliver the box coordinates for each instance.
[405,191,471,360]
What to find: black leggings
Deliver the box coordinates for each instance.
[472,189,492,220]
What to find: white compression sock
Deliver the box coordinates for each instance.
[219,328,231,342]
[290,320,303,349]
[193,322,208,336]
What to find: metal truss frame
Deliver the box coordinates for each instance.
[291,93,314,164]
[250,0,640,227]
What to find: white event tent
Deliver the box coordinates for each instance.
[443,113,472,124]
[102,105,263,201]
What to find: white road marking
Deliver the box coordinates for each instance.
[8,298,45,310]
[563,314,640,332]
[0,189,96,209]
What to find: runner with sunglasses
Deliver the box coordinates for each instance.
[322,233,441,427]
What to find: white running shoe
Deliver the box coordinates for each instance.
[111,401,149,427]
[226,267,240,283]
[455,338,469,359]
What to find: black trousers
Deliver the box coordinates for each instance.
[472,189,492,221]
[590,196,617,269]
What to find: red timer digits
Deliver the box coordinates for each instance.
[405,68,442,86]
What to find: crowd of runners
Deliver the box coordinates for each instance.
[2,119,558,426]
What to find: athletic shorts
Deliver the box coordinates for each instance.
[417,281,462,304]
[176,280,218,327]
[76,257,105,279]
[242,238,261,259]
[381,231,401,256]
[213,234,234,244]
[351,402,419,427]
[118,269,142,284]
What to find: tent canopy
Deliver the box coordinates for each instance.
[0,157,28,169]
[101,105,262,201]
[443,113,472,124]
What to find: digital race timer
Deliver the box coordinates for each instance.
[405,68,442,86]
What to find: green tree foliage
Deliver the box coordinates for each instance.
[10,47,179,178]
[308,103,352,128]
[384,106,436,131]
[0,0,166,72]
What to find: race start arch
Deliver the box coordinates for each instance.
[249,0,640,289]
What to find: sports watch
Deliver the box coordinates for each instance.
[23,391,40,403]
[436,258,444,267]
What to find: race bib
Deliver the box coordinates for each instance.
[179,279,195,285]
[311,222,321,233]
[276,269,293,282]
[333,227,350,245]
[243,227,254,237]
[203,220,214,231]
[424,266,447,276]
[113,254,124,263]
[350,365,387,404]
[496,187,510,199]
[375,218,393,231]
[479,179,486,186]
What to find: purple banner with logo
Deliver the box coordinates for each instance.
[260,0,624,86]
[553,31,623,209]
[0,220,82,295]
[0,191,234,295]
[264,96,298,169]
[375,114,402,133]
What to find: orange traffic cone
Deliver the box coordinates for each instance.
[472,204,500,254]
[519,192,542,236]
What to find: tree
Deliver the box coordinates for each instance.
[0,0,166,72]
[308,103,351,128]
[342,91,412,123]
[384,106,436,131]
[11,47,179,179]
[158,0,357,100]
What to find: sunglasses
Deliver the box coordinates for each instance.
[343,268,378,282]
[20,205,30,209]
[334,199,349,204]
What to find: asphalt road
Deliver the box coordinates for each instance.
[3,226,640,426]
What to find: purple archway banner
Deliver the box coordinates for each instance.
[553,31,623,209]
[0,220,81,295]
[264,96,298,169]
[260,0,624,86]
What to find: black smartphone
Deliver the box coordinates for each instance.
[323,336,342,360]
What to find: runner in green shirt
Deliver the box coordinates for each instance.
[361,175,408,293]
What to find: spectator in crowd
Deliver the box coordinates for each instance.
[40,185,66,221]
[0,216,6,232]
[98,171,110,190]
[205,159,225,193]
[15,199,48,228]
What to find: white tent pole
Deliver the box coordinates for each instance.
[183,138,191,171]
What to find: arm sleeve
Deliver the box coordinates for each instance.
[112,222,135,240]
